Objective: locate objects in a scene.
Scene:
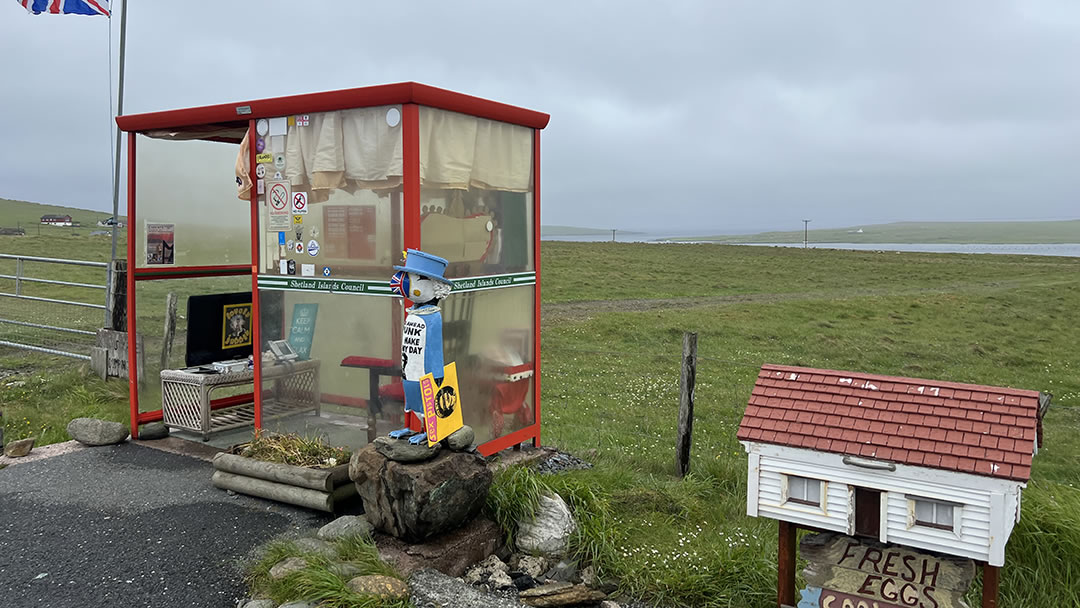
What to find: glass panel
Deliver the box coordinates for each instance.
[418,107,534,279]
[789,476,806,501]
[135,275,255,445]
[936,504,954,527]
[806,478,821,504]
[256,107,403,280]
[914,500,934,523]
[135,135,251,268]
[257,289,399,451]
[448,285,535,445]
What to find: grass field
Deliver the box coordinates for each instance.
[679,219,1080,244]
[2,231,1079,607]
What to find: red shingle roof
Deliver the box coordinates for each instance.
[737,364,1043,482]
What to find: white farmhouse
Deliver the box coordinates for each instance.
[738,364,1049,567]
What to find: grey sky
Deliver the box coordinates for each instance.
[2,1,1078,234]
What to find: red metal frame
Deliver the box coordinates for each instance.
[126,132,139,439]
[248,119,263,430]
[121,85,546,456]
[532,128,542,448]
[116,82,550,134]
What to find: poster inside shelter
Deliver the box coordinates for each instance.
[222,303,253,350]
[145,222,175,265]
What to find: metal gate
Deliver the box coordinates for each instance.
[0,253,109,360]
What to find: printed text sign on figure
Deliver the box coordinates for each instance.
[421,362,464,446]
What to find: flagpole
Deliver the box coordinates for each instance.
[107,0,127,329]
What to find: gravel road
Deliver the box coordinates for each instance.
[0,442,331,608]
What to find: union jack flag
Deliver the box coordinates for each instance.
[390,271,409,297]
[18,0,110,16]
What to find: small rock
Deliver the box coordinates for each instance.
[66,417,129,446]
[278,603,317,608]
[3,437,35,458]
[269,557,307,580]
[372,435,441,463]
[519,582,606,607]
[409,568,524,608]
[317,515,373,541]
[328,562,363,579]
[512,555,548,580]
[445,425,475,451]
[516,494,576,558]
[542,559,580,584]
[600,601,621,608]
[464,554,512,587]
[346,574,409,599]
[510,571,539,591]
[241,601,275,608]
[581,565,596,586]
[138,422,169,440]
[294,537,337,559]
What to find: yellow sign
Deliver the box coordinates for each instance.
[421,362,463,446]
[222,303,252,349]
[293,215,303,225]
[255,152,273,164]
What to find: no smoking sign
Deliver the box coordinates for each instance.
[292,192,309,215]
[269,183,289,211]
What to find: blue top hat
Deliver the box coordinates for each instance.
[393,249,454,286]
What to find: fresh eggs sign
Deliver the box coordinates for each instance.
[798,533,976,608]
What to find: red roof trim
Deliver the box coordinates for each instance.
[116,82,550,132]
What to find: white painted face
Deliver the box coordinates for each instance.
[408,272,436,303]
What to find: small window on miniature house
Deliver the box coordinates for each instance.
[912,498,955,531]
[785,475,823,507]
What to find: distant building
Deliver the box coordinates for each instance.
[40,214,73,226]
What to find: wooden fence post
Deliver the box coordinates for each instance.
[110,259,127,331]
[982,564,999,608]
[161,292,177,370]
[676,331,697,478]
[778,521,797,607]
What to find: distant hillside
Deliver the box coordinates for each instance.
[541,225,643,236]
[0,197,123,229]
[679,220,1080,245]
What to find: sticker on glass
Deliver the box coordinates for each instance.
[322,266,331,277]
[295,241,304,254]
[301,263,315,277]
[255,152,273,164]
[279,259,288,275]
[293,215,303,225]
[255,164,266,179]
[273,153,286,170]
[295,114,310,127]
[292,192,308,215]
[307,239,319,256]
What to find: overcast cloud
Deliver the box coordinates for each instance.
[2,1,1078,234]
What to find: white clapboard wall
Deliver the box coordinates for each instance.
[744,442,1023,566]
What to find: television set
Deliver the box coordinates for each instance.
[185,292,253,367]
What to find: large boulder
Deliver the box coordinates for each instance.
[516,494,576,558]
[350,444,492,542]
[66,418,129,446]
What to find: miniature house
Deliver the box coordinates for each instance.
[115,83,547,455]
[738,364,1050,567]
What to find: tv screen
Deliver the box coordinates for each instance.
[185,292,253,367]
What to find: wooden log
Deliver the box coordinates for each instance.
[675,331,697,478]
[212,452,338,492]
[160,292,177,370]
[211,470,333,512]
[95,328,144,384]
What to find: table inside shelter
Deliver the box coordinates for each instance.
[160,359,321,440]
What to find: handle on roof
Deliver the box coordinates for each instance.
[842,455,896,472]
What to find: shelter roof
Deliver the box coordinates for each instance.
[115,81,550,136]
[737,364,1046,482]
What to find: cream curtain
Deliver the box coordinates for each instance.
[281,106,531,197]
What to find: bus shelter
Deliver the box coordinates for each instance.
[116,83,547,456]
